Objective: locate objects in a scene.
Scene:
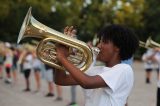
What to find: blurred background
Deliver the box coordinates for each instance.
[0,0,160,56]
[0,0,160,106]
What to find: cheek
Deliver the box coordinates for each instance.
[97,47,111,61]
[103,47,115,59]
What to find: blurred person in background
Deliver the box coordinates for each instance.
[20,49,33,92]
[45,64,54,97]
[67,86,77,106]
[0,42,5,79]
[140,47,160,106]
[4,42,13,84]
[0,52,4,79]
[10,46,19,84]
[17,47,26,73]
[142,48,159,84]
[45,64,63,101]
[54,82,63,101]
[32,50,42,92]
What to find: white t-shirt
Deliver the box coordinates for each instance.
[84,64,134,106]
[4,53,13,67]
[32,58,42,69]
[142,49,158,69]
[23,54,33,70]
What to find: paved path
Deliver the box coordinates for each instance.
[128,61,157,106]
[0,61,158,106]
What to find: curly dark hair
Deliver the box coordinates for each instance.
[97,24,139,60]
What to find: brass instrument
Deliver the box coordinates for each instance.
[139,41,146,48]
[139,37,160,49]
[17,7,100,72]
[145,37,160,48]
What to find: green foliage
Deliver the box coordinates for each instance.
[143,0,160,43]
[0,0,158,48]
[113,0,144,28]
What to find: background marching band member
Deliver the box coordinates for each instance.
[142,49,159,84]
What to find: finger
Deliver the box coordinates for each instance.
[67,26,74,36]
[71,29,77,37]
[64,26,69,34]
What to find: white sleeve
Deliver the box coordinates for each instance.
[142,54,147,61]
[155,53,160,63]
[98,64,130,92]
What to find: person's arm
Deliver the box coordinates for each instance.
[146,52,156,60]
[54,69,78,86]
[55,45,106,89]
[155,47,160,52]
[18,50,26,64]
[54,26,78,86]
[55,26,106,89]
[143,49,157,62]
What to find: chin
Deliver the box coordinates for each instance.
[96,56,101,61]
[96,57,104,62]
[97,56,109,63]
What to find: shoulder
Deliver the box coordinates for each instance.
[115,64,134,87]
[112,64,132,71]
[85,66,108,76]
[111,64,133,77]
[97,64,133,92]
[114,63,131,68]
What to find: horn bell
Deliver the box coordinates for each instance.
[17,7,99,72]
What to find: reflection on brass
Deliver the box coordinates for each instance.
[17,7,100,72]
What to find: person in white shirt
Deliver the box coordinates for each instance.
[142,49,159,83]
[21,50,33,91]
[4,47,13,84]
[32,51,42,92]
[54,25,139,106]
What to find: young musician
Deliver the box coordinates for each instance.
[142,49,158,84]
[54,25,139,106]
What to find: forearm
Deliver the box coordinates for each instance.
[59,58,101,89]
[54,69,78,86]
[147,52,156,60]
[56,44,106,88]
[54,69,66,85]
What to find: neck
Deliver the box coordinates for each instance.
[105,56,121,67]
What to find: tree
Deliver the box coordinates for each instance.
[143,0,160,43]
[0,0,53,42]
[0,0,145,43]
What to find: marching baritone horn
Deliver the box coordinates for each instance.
[17,7,100,72]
